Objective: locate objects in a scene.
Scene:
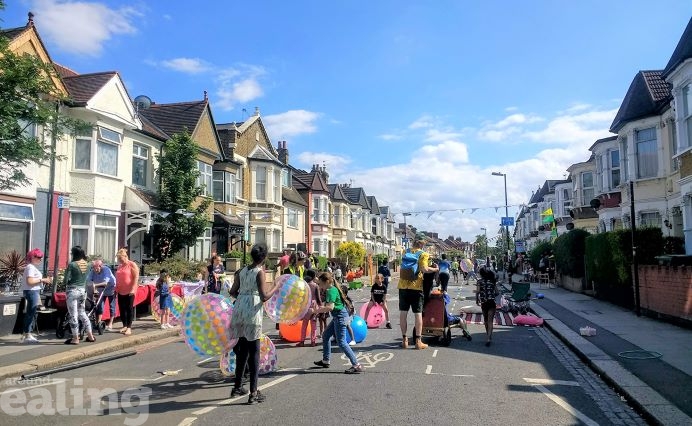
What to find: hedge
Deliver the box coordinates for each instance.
[553,229,590,278]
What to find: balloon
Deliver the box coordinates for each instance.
[219,349,236,377]
[359,303,385,328]
[264,274,312,323]
[258,334,277,375]
[220,276,233,299]
[279,321,312,343]
[351,315,367,343]
[181,293,237,356]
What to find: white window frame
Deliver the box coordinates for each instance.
[132,143,149,187]
[69,211,119,262]
[213,171,224,202]
[313,198,320,222]
[635,127,657,179]
[236,167,243,200]
[272,229,281,252]
[188,228,211,262]
[281,169,289,187]
[197,161,213,197]
[254,228,266,245]
[255,165,267,201]
[609,149,620,189]
[273,169,281,203]
[287,208,298,228]
[639,211,662,228]
[581,172,594,206]
[73,126,122,177]
[682,84,692,150]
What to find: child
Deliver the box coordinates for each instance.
[317,284,328,337]
[156,269,172,329]
[340,283,357,345]
[364,273,391,329]
[443,293,472,340]
[297,269,320,347]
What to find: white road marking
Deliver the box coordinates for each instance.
[190,373,298,416]
[0,379,66,395]
[197,356,216,364]
[425,364,474,377]
[178,417,197,426]
[530,383,599,426]
[432,349,438,358]
[523,378,580,387]
[103,378,149,381]
[425,365,432,374]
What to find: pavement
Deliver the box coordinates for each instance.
[0,270,690,425]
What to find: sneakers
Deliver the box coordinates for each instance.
[22,334,38,344]
[247,390,265,404]
[160,324,167,330]
[385,322,392,329]
[105,325,113,332]
[344,364,363,374]
[348,340,356,346]
[313,360,330,368]
[230,386,249,397]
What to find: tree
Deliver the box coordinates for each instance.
[335,241,366,269]
[154,131,212,260]
[0,7,83,191]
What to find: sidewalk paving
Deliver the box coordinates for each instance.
[0,316,179,381]
[530,283,692,426]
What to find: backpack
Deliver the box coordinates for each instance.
[400,249,423,281]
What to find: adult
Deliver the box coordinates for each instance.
[282,251,306,279]
[437,254,451,293]
[63,246,96,345]
[398,237,438,350]
[229,243,281,404]
[87,259,117,331]
[513,254,525,283]
[206,254,225,294]
[476,265,499,347]
[451,258,460,283]
[277,250,290,271]
[115,248,139,336]
[313,271,363,374]
[377,260,391,290]
[334,265,343,284]
[20,248,51,343]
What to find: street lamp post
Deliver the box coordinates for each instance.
[403,213,411,250]
[492,172,511,256]
[480,227,487,258]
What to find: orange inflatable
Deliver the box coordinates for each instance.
[279,321,312,342]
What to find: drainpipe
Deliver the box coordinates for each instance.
[43,102,59,277]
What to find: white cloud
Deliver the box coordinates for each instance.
[295,152,352,176]
[264,110,321,139]
[215,65,266,110]
[523,108,617,144]
[163,14,172,20]
[161,58,210,74]
[408,115,435,129]
[477,113,544,141]
[33,0,141,56]
[379,133,402,141]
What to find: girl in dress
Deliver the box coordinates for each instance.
[228,243,281,404]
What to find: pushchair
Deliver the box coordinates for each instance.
[55,285,106,339]
[422,290,472,346]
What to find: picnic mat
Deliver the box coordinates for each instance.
[461,311,542,326]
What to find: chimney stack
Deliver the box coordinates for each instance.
[277,140,289,164]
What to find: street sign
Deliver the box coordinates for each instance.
[515,240,526,253]
[501,216,514,226]
[57,195,70,209]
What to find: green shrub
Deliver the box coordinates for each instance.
[664,236,685,254]
[528,241,552,269]
[144,256,207,281]
[553,228,590,277]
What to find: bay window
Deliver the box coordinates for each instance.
[213,171,236,203]
[197,161,213,196]
[288,208,298,228]
[213,171,224,202]
[74,126,122,176]
[70,211,118,261]
[255,228,266,245]
[636,127,657,179]
[256,165,266,201]
[581,172,594,205]
[272,229,281,252]
[273,169,281,203]
[683,84,692,149]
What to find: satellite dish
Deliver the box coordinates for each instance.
[134,95,152,111]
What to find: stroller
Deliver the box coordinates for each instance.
[422,290,472,346]
[55,285,106,339]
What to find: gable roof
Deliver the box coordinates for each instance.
[293,169,329,193]
[53,63,79,78]
[366,195,379,214]
[248,145,283,166]
[62,71,117,106]
[588,135,618,151]
[328,183,350,202]
[610,70,672,133]
[0,26,27,41]
[528,179,566,204]
[663,17,692,78]
[342,186,370,209]
[282,186,308,207]
[139,100,207,138]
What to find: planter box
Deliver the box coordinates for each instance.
[225,258,242,272]
[0,295,21,336]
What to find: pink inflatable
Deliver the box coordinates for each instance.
[359,303,385,328]
[512,314,544,327]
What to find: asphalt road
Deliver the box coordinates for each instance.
[0,281,646,426]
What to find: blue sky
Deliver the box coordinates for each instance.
[3,1,691,243]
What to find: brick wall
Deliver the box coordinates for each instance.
[639,265,692,322]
